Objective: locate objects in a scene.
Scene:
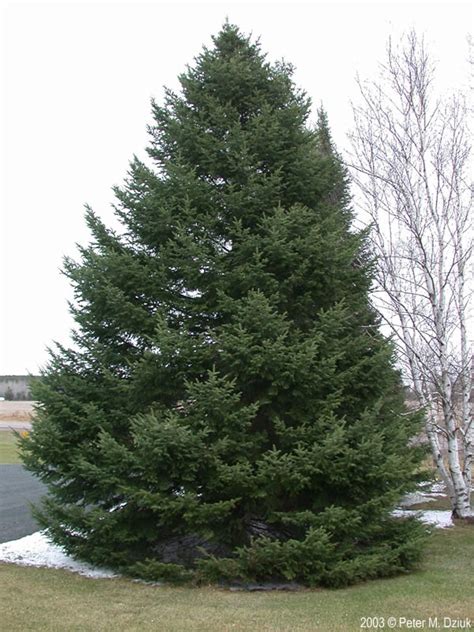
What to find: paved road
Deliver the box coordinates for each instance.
[0,465,46,543]
[0,421,32,432]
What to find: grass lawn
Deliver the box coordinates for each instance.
[0,526,473,631]
[0,431,22,464]
[1,430,473,630]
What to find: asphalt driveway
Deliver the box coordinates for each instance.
[0,465,46,543]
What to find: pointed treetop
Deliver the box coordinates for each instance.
[315,106,335,156]
[211,21,258,59]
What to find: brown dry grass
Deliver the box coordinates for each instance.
[0,401,35,422]
[1,527,473,631]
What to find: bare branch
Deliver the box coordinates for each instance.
[348,30,473,517]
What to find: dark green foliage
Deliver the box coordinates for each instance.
[21,24,428,587]
[197,515,428,588]
[128,560,193,585]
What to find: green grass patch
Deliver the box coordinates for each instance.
[410,497,453,510]
[0,526,473,631]
[0,431,22,464]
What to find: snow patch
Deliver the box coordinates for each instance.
[400,492,437,507]
[400,480,450,507]
[0,507,456,579]
[0,532,118,578]
[428,482,447,496]
[392,509,453,528]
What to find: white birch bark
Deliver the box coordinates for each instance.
[348,31,473,518]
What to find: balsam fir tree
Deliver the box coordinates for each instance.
[22,24,427,587]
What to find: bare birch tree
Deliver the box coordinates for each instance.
[348,31,473,518]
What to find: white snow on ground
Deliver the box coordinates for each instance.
[392,509,453,528]
[0,531,118,578]
[428,482,448,496]
[400,481,451,507]
[0,509,455,578]
[400,492,437,507]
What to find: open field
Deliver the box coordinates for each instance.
[0,526,473,631]
[0,400,34,422]
[0,432,22,464]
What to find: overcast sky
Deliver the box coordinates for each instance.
[0,0,472,375]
